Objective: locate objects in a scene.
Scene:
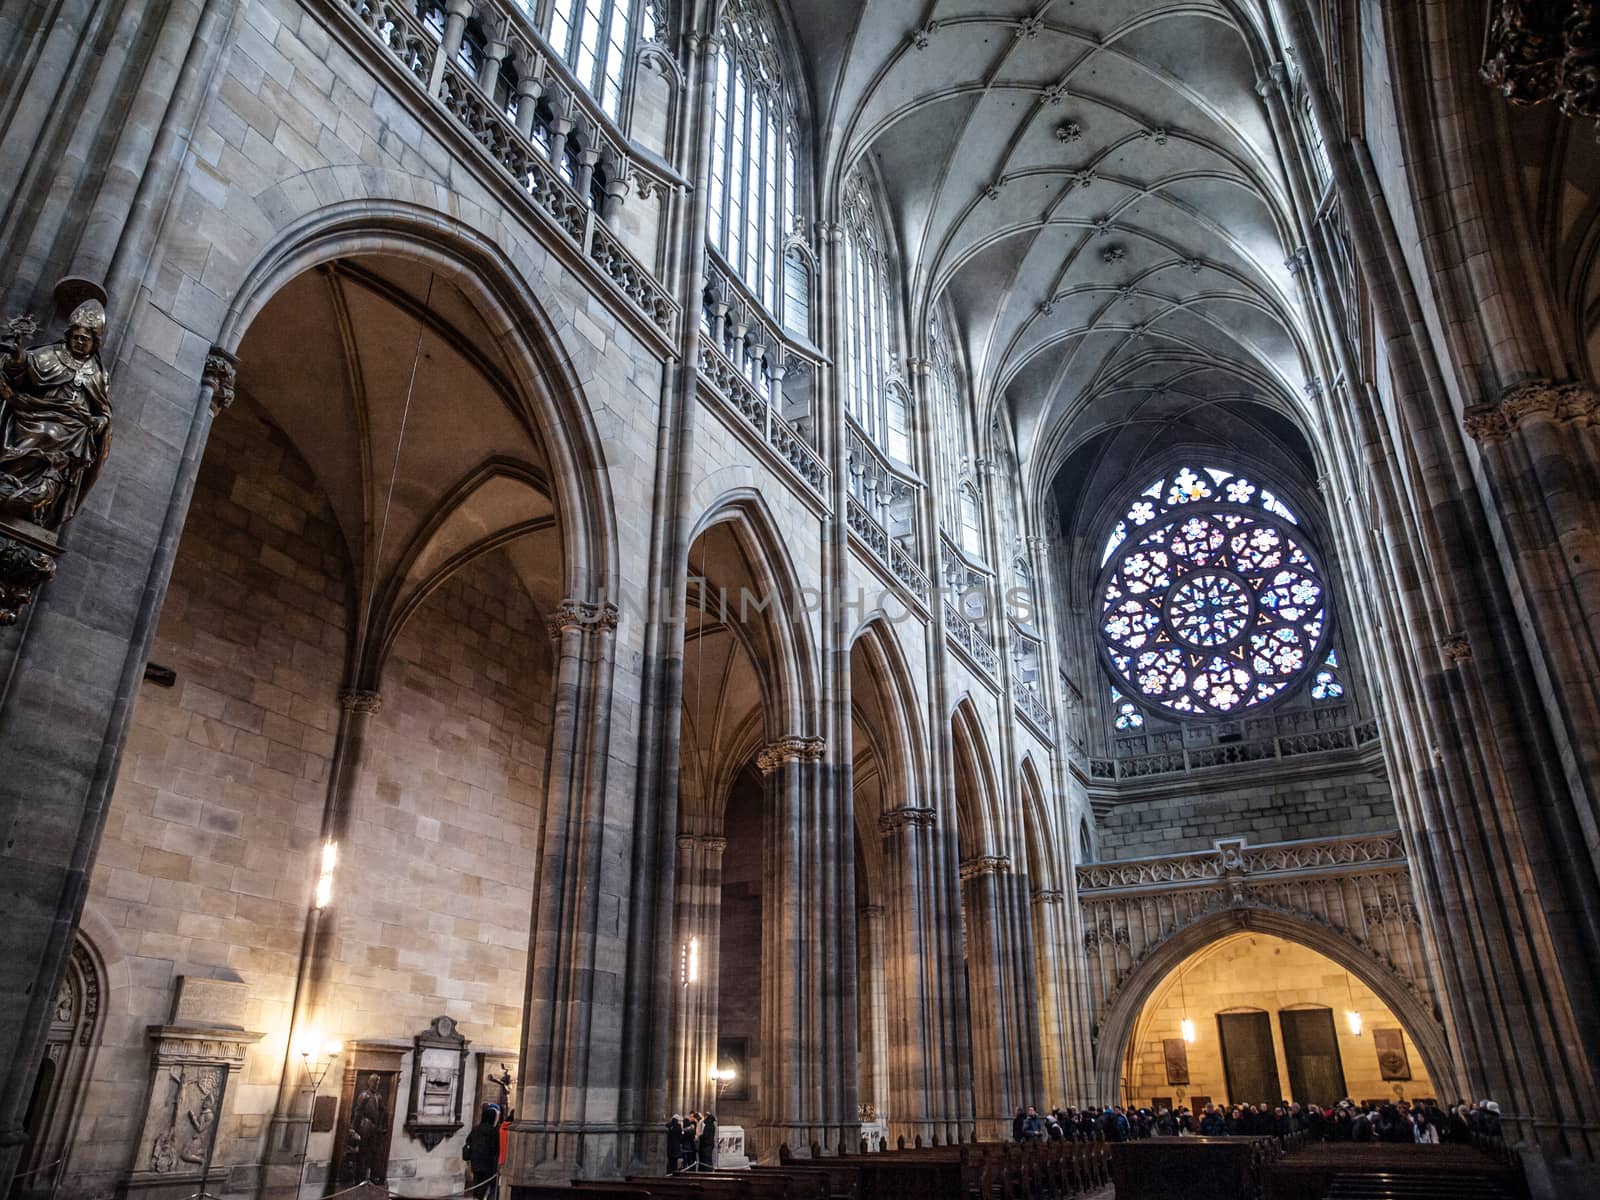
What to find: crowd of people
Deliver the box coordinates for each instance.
[666,1110,720,1172]
[1011,1098,1505,1145]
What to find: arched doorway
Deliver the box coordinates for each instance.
[8,937,102,1200]
[1121,932,1437,1109]
[1093,911,1456,1108]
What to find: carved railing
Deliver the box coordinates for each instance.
[1075,832,1436,1038]
[843,425,929,599]
[696,335,828,498]
[944,601,998,676]
[1096,705,1379,781]
[333,0,679,342]
[1015,679,1051,734]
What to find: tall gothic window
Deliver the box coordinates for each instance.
[929,313,977,542]
[842,173,909,463]
[1098,465,1329,717]
[543,0,663,120]
[708,1,802,314]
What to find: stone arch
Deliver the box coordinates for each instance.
[214,197,619,615]
[847,617,927,817]
[1091,907,1456,1103]
[685,490,821,744]
[14,922,113,1198]
[949,696,1005,861]
[1016,756,1057,892]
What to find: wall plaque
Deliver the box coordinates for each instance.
[1374,1027,1411,1081]
[1162,1037,1190,1086]
[404,1016,469,1150]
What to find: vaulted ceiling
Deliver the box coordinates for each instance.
[787,0,1314,498]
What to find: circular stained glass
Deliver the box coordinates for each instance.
[1099,504,1328,718]
[1166,572,1251,647]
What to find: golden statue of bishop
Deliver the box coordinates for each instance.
[0,298,112,530]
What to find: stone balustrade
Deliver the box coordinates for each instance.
[330,0,680,342]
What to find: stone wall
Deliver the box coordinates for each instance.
[64,401,556,1197]
[70,400,351,1197]
[1096,767,1396,860]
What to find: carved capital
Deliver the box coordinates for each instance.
[756,735,825,774]
[339,688,382,715]
[676,833,727,853]
[1032,888,1065,905]
[203,347,238,414]
[546,598,620,639]
[878,805,936,834]
[1440,632,1472,665]
[1463,402,1511,442]
[959,854,1013,882]
[1501,378,1563,424]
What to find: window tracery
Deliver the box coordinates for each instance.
[1098,466,1329,719]
[543,0,663,119]
[708,0,803,315]
[842,172,910,462]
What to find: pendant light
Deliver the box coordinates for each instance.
[1179,962,1197,1043]
[1344,970,1363,1036]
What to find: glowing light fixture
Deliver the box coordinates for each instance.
[1178,961,1197,1043]
[1343,970,1363,1036]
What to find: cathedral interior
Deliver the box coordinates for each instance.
[0,1,1597,1198]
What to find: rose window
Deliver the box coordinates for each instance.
[1098,467,1328,718]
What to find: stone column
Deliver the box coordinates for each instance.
[507,599,621,1181]
[669,833,727,1116]
[878,806,968,1147]
[755,735,854,1158]
[0,346,237,1197]
[855,904,889,1128]
[1030,889,1072,1106]
[959,855,1042,1140]
[259,686,382,1200]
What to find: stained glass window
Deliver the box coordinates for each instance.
[1099,468,1328,719]
[1111,687,1144,730]
[1311,648,1345,701]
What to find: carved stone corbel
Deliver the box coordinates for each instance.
[202,347,238,415]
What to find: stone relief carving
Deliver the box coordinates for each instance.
[147,1065,222,1173]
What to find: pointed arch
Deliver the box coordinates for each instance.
[215,199,619,625]
[686,489,821,742]
[1091,907,1458,1103]
[847,617,928,816]
[949,696,1005,861]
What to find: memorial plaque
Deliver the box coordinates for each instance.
[1374,1027,1411,1081]
[170,977,248,1029]
[1162,1037,1190,1085]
